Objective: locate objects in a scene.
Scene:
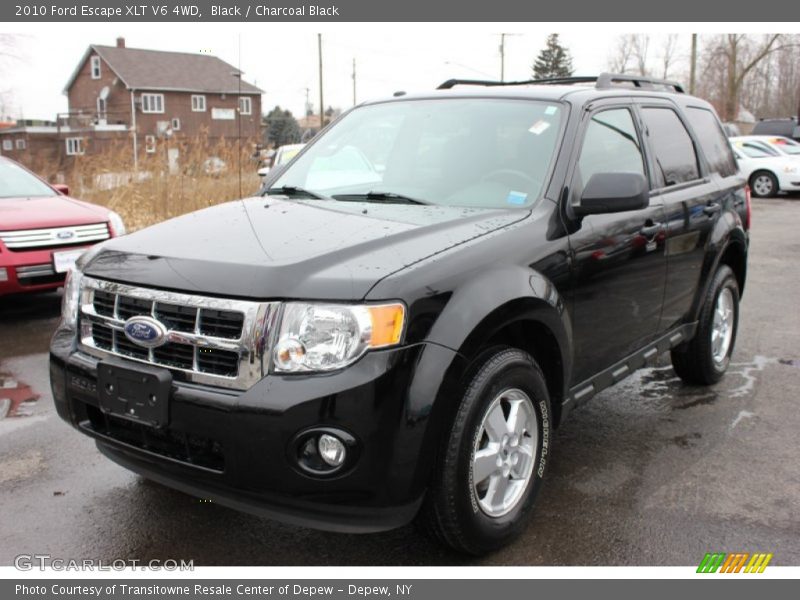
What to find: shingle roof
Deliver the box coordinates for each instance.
[64,45,263,94]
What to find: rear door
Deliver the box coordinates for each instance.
[566,102,667,384]
[635,101,728,332]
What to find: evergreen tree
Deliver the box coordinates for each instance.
[263,106,301,147]
[532,34,574,80]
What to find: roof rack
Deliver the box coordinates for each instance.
[437,72,685,94]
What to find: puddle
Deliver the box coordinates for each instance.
[672,432,702,448]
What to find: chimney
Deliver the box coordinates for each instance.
[116,37,125,49]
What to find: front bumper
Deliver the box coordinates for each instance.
[0,245,92,295]
[49,338,444,533]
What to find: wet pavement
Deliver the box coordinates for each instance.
[1,197,798,566]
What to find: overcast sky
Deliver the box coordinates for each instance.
[0,24,698,121]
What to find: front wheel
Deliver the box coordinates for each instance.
[671,265,740,385]
[750,171,778,198]
[420,347,551,555]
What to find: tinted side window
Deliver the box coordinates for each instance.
[641,107,700,187]
[576,108,645,194]
[685,107,738,177]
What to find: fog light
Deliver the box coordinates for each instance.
[318,434,346,467]
[0,268,7,282]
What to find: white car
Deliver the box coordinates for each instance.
[258,143,306,181]
[735,135,800,160]
[729,137,800,198]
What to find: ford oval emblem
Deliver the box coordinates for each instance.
[123,316,168,348]
[56,230,75,240]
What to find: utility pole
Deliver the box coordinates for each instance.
[318,34,324,133]
[497,33,520,82]
[304,87,310,115]
[689,33,698,96]
[352,58,357,105]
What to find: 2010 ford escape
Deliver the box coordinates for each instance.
[50,73,749,555]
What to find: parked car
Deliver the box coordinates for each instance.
[258,143,305,180]
[51,73,749,555]
[738,134,800,159]
[729,137,800,197]
[751,117,800,141]
[0,157,125,296]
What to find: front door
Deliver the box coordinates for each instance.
[566,105,667,384]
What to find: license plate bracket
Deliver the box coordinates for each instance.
[97,361,172,428]
[52,248,85,273]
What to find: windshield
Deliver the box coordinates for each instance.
[272,98,565,208]
[0,160,57,199]
[736,141,779,159]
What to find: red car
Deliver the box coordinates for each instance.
[0,156,125,296]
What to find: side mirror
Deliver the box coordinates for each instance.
[52,183,70,195]
[575,172,649,216]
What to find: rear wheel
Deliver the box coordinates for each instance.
[421,347,551,555]
[671,265,739,385]
[750,171,778,198]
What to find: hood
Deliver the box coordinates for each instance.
[83,197,527,300]
[0,196,110,231]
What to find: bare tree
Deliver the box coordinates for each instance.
[704,34,791,121]
[660,34,679,80]
[608,35,634,73]
[0,34,19,120]
[630,34,650,76]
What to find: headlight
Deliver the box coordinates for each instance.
[108,211,126,236]
[273,302,405,372]
[60,268,83,329]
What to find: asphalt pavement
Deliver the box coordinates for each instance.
[1,197,798,566]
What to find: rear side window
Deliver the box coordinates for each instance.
[641,107,700,187]
[685,107,738,177]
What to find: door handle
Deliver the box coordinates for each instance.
[704,202,721,216]
[639,222,662,238]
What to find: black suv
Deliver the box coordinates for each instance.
[50,73,749,555]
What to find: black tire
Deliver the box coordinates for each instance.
[671,265,740,385]
[420,346,552,555]
[749,171,779,198]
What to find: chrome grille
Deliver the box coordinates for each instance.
[78,277,279,390]
[0,223,110,250]
[15,264,56,279]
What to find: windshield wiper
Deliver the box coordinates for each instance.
[332,191,431,205]
[262,185,327,200]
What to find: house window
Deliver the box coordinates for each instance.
[97,97,107,120]
[2,139,12,151]
[91,56,101,79]
[145,135,156,153]
[15,139,26,150]
[141,93,165,114]
[239,96,252,115]
[171,118,181,131]
[191,95,206,112]
[65,138,84,156]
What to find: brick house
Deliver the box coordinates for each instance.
[1,38,263,170]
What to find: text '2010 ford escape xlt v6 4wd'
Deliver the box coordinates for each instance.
[51,74,749,555]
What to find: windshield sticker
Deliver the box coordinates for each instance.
[529,120,551,135]
[544,105,558,116]
[506,191,528,205]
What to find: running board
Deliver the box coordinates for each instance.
[565,322,698,408]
